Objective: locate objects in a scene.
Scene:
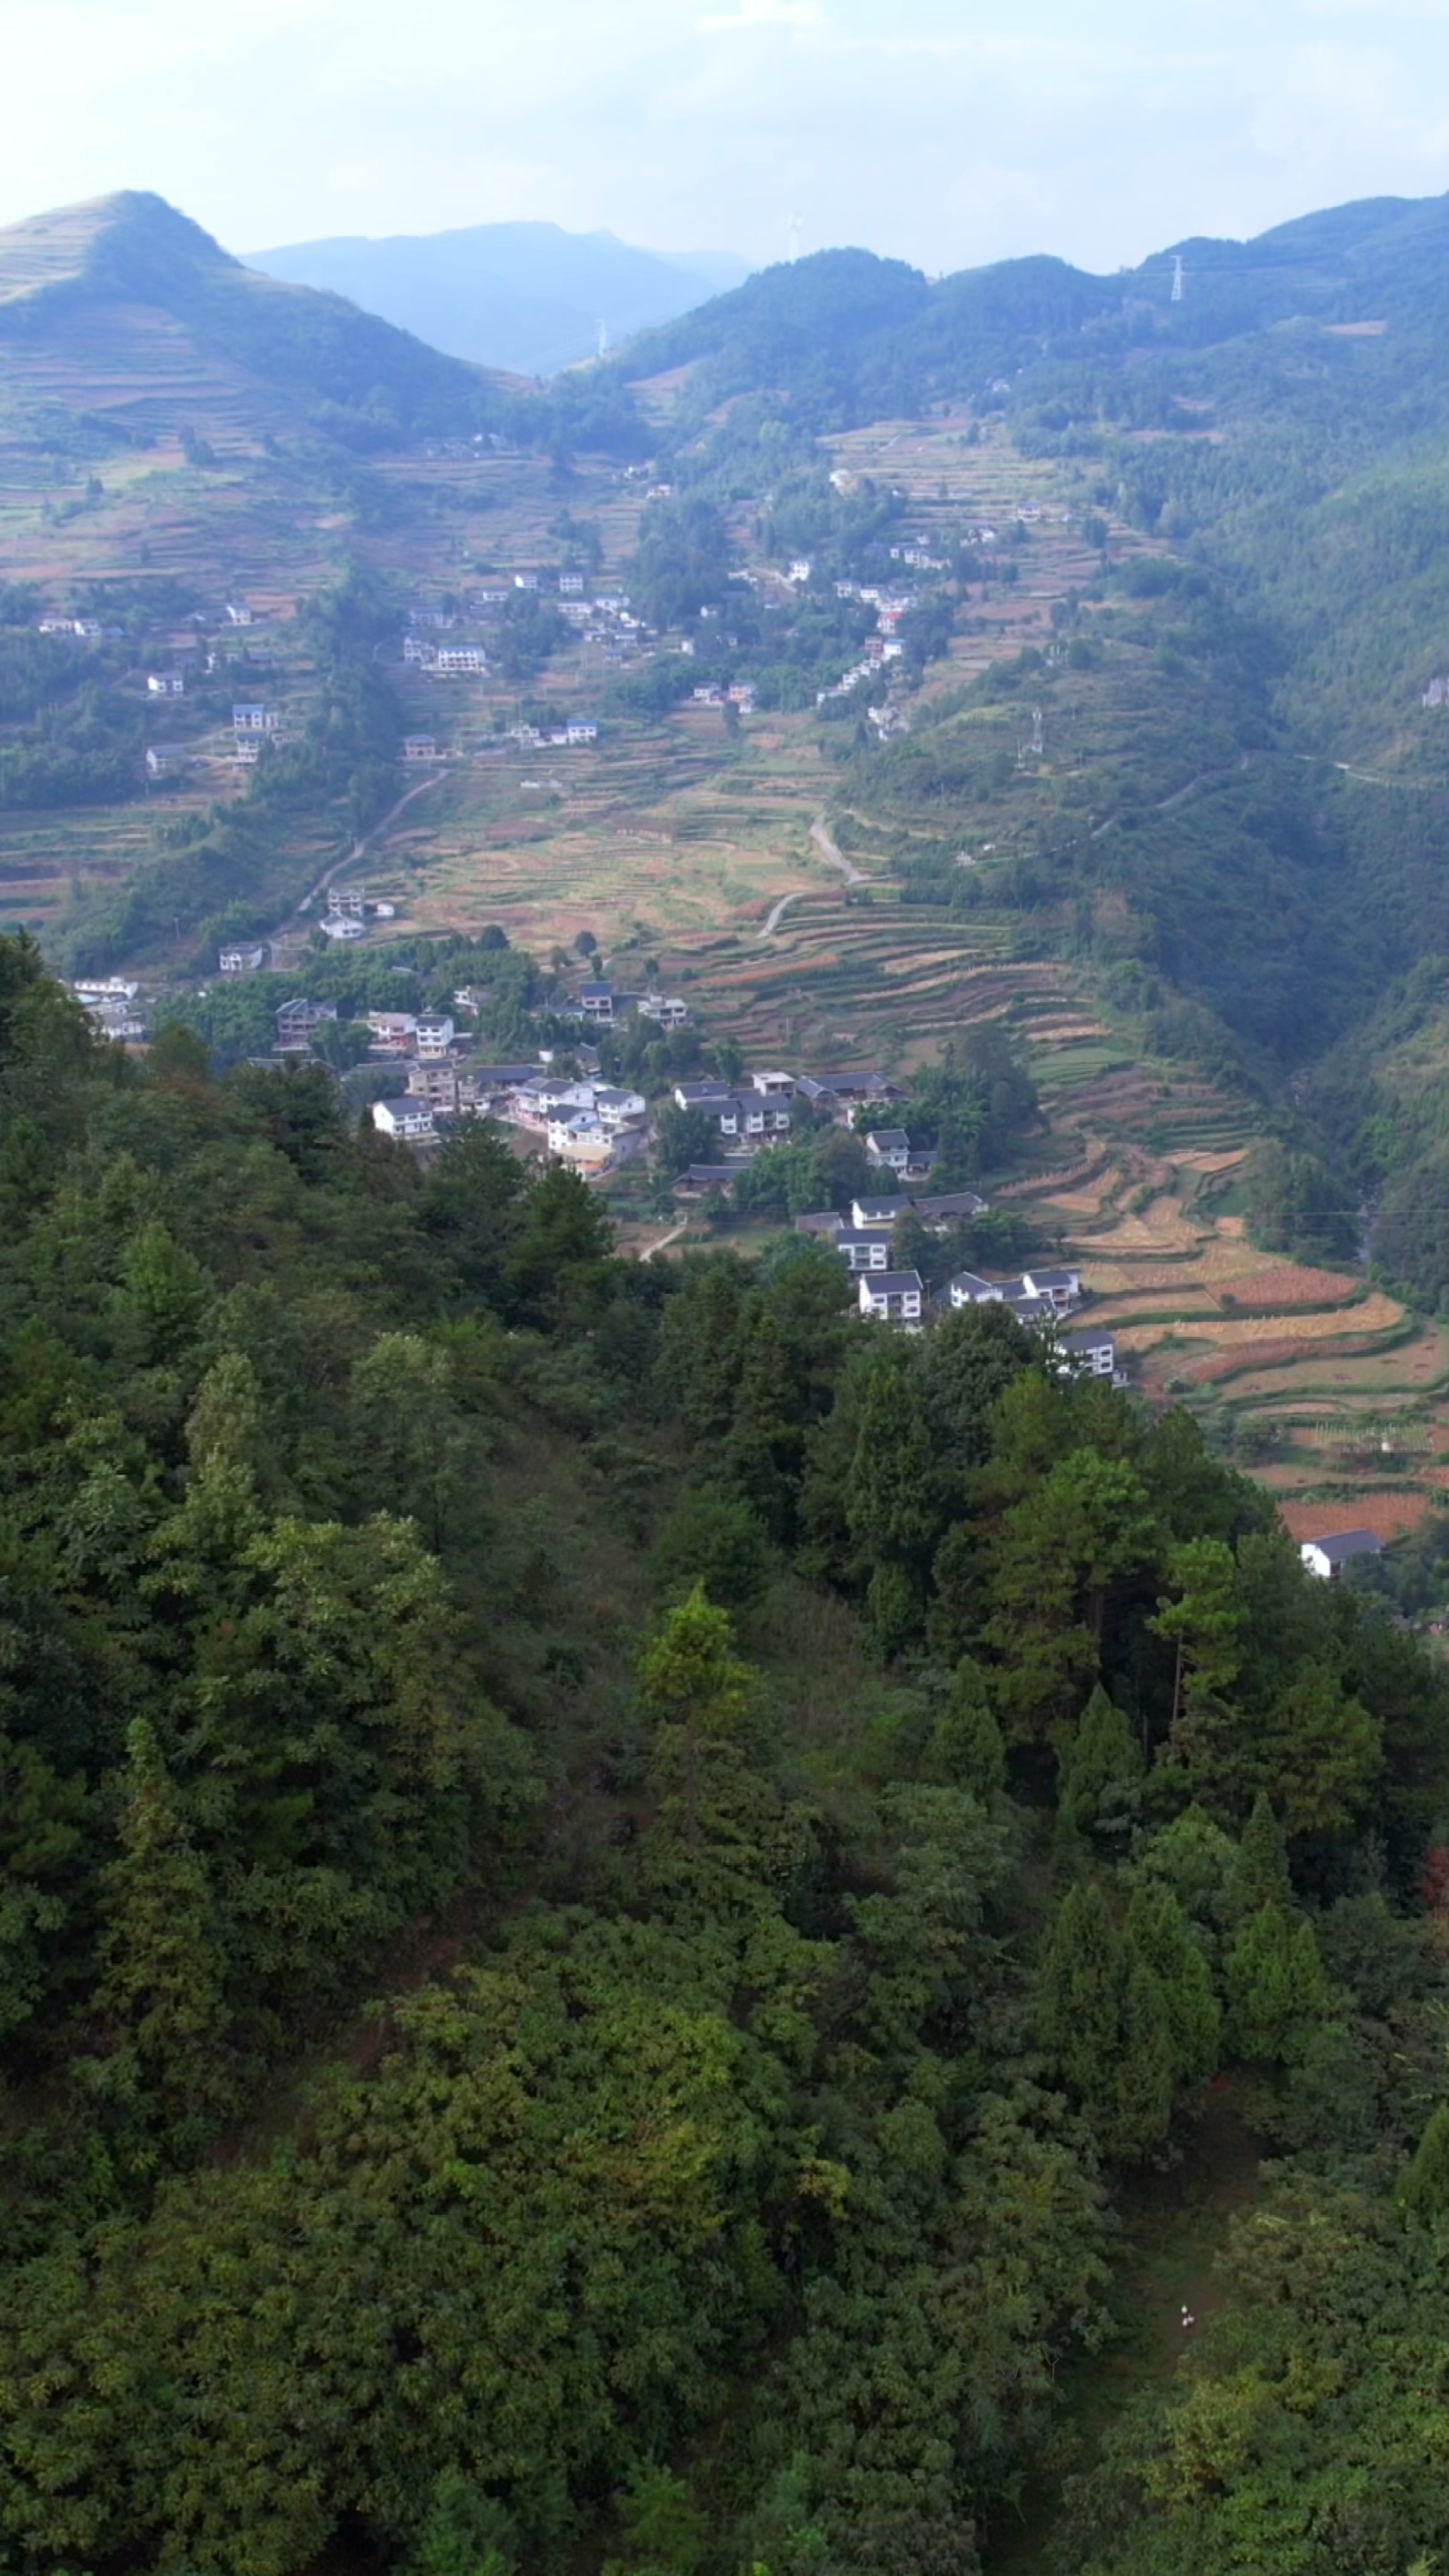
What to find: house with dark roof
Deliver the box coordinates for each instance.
[858,1269,924,1328]
[834,1229,894,1274]
[865,1128,912,1174]
[1300,1530,1384,1580]
[851,1193,913,1230]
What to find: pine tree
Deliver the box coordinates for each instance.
[1058,1683,1143,1841]
[1104,1951,1177,2160]
[1125,1881,1221,2086]
[1399,2103,1449,2226]
[1228,1790,1293,1918]
[1225,1902,1331,2068]
[89,1718,228,2135]
[924,1657,1007,1801]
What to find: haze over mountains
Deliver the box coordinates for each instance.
[246,223,753,378]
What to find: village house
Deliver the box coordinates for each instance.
[677,1164,740,1197]
[865,1128,912,1175]
[716,1095,793,1146]
[366,1012,419,1055]
[415,1014,456,1059]
[1020,1265,1083,1314]
[577,983,616,1027]
[232,704,281,733]
[674,1079,735,1111]
[794,1210,845,1238]
[328,886,367,920]
[751,1070,796,1097]
[406,1061,463,1111]
[515,1077,595,1128]
[1060,1326,1119,1381]
[319,914,365,942]
[1301,1530,1385,1581]
[859,1270,924,1329]
[851,1193,914,1231]
[913,1191,988,1225]
[372,1099,435,1142]
[559,573,585,594]
[145,745,190,779]
[402,735,443,761]
[225,601,254,626]
[593,1085,647,1134]
[834,1230,893,1275]
[146,671,185,697]
[435,645,488,675]
[548,1111,612,1169]
[218,943,269,976]
[637,992,689,1030]
[566,720,599,744]
[274,998,337,1053]
[947,1271,1006,1308]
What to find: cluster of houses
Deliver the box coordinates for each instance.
[69,976,148,1042]
[372,1053,649,1170]
[817,582,919,735]
[688,683,756,714]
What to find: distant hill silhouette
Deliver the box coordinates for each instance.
[247,221,751,378]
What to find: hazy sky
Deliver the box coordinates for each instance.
[5,0,1449,272]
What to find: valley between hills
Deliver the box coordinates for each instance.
[1,335,1435,1573]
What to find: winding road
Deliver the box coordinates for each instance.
[809,810,870,885]
[289,767,448,930]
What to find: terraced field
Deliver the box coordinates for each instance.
[1004,1051,1449,1542]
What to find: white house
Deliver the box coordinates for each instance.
[1021,1266,1082,1314]
[435,645,488,675]
[218,943,269,976]
[1060,1326,1118,1379]
[578,984,616,1026]
[865,1129,912,1175]
[835,1230,892,1274]
[233,703,280,733]
[1300,1530,1384,1581]
[851,1194,913,1231]
[415,1014,455,1059]
[594,1086,647,1134]
[859,1270,924,1328]
[566,720,598,744]
[225,600,254,626]
[548,1111,612,1167]
[948,1271,1006,1308]
[674,1079,734,1110]
[639,993,689,1030]
[319,914,365,941]
[145,745,190,779]
[402,735,443,761]
[751,1070,796,1097]
[146,672,184,697]
[373,1098,435,1141]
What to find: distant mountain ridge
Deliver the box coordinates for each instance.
[246,221,753,378]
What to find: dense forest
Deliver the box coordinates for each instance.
[4,931,1449,2574]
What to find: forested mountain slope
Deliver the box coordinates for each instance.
[0,191,498,449]
[4,930,1449,2574]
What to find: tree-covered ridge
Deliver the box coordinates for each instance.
[1,935,1449,2573]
